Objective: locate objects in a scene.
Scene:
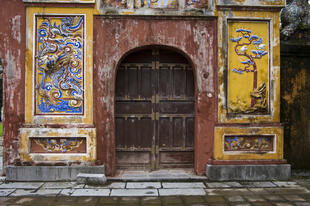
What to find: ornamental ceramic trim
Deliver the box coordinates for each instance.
[34,15,85,115]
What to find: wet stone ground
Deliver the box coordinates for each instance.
[0,179,309,205]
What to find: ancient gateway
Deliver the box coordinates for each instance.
[0,0,290,181]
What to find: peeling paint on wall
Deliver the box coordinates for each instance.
[10,16,21,44]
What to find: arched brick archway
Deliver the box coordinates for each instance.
[94,16,217,176]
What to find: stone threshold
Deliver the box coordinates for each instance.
[108,169,208,181]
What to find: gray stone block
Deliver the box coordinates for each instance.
[162,182,206,188]
[110,189,158,196]
[0,189,16,197]
[0,182,43,189]
[76,173,107,185]
[71,188,110,196]
[6,166,105,181]
[159,188,206,196]
[126,182,161,189]
[206,164,291,181]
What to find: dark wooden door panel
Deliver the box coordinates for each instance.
[115,48,194,170]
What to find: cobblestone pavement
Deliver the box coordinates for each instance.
[0,179,309,205]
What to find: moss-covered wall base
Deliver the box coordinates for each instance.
[281,42,310,170]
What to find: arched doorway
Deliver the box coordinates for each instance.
[115,46,195,170]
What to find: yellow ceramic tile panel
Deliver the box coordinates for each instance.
[228,21,269,114]
[217,11,281,123]
[25,7,94,124]
[214,126,283,160]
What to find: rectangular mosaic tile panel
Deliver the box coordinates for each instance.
[134,0,178,8]
[23,0,95,3]
[35,15,85,115]
[224,135,274,152]
[30,137,86,153]
[227,20,270,115]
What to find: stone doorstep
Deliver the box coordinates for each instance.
[76,173,107,185]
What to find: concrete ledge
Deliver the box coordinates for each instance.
[206,164,291,181]
[6,166,105,181]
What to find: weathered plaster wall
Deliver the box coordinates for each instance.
[93,16,217,175]
[0,0,26,172]
[281,42,310,169]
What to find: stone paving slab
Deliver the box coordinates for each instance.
[84,182,126,189]
[0,182,43,189]
[240,181,277,188]
[226,195,246,202]
[42,182,83,189]
[159,188,206,196]
[0,189,15,197]
[71,189,110,196]
[162,182,206,188]
[9,189,37,197]
[110,189,158,196]
[31,189,61,196]
[283,194,306,201]
[248,188,270,194]
[126,182,161,189]
[273,181,299,187]
[205,188,252,196]
[265,187,310,194]
[206,182,242,188]
[59,189,75,196]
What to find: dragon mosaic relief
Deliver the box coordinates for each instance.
[35,15,84,114]
[31,137,85,153]
[224,135,273,152]
[229,26,269,114]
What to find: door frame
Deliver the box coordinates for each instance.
[93,16,217,176]
[115,46,196,170]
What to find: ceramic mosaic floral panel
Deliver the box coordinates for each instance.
[30,137,86,153]
[228,20,270,115]
[35,15,85,115]
[224,135,274,152]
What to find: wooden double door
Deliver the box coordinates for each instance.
[115,47,195,170]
